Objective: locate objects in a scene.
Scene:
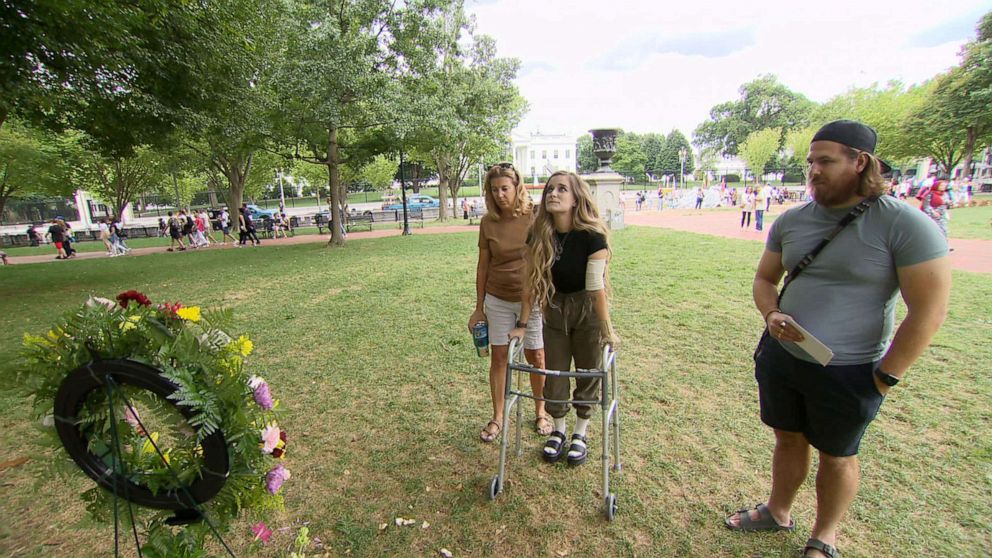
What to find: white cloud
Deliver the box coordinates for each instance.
[466,0,986,139]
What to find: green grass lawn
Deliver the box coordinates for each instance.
[948,204,992,240]
[0,228,988,557]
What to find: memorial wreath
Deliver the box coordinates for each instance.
[19,290,289,557]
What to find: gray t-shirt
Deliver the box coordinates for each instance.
[767,195,947,365]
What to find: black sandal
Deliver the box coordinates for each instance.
[566,434,588,467]
[542,431,567,463]
[803,538,839,558]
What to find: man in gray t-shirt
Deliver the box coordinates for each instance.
[725,121,951,558]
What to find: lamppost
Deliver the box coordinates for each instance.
[399,149,411,236]
[678,147,687,188]
[276,169,286,210]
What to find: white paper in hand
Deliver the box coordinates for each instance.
[783,316,834,366]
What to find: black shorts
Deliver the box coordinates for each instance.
[754,337,885,457]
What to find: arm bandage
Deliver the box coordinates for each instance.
[585,258,607,291]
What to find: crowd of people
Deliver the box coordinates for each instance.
[8,203,293,261]
[625,182,792,214]
[161,204,293,252]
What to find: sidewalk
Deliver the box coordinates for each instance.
[6,210,990,274]
[625,207,992,274]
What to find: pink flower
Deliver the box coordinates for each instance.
[265,463,291,494]
[249,376,274,410]
[254,382,274,410]
[261,424,281,454]
[252,522,272,544]
[123,406,145,435]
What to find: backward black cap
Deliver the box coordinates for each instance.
[811,120,892,173]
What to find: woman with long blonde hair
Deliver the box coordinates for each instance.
[470,163,550,443]
[511,171,618,466]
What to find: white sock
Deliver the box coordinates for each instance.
[573,418,590,437]
[544,418,567,456]
[568,418,590,458]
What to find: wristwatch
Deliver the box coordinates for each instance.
[874,368,901,387]
[515,320,527,329]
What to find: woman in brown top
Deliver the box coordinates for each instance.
[470,163,550,442]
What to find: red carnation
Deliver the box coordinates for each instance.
[116,290,152,308]
[271,431,288,458]
[157,301,184,316]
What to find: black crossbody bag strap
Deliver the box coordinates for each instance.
[755,196,877,358]
[775,196,877,305]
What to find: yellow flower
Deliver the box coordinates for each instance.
[120,321,137,332]
[128,315,142,323]
[237,335,253,357]
[176,306,202,322]
[141,432,161,454]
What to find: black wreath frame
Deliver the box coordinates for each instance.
[53,359,230,511]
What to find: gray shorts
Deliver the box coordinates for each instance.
[484,293,543,350]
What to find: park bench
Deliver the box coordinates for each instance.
[345,213,373,233]
[404,211,425,229]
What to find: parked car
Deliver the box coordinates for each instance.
[381,194,439,211]
[246,204,278,221]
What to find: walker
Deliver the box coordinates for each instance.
[487,337,622,520]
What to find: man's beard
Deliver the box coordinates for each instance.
[809,176,860,207]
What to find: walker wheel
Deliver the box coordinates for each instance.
[488,476,501,500]
[604,493,617,521]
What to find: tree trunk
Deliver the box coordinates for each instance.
[227,186,244,230]
[434,155,450,221]
[113,159,130,218]
[961,127,977,179]
[327,127,345,246]
[219,153,252,233]
[437,174,449,221]
[0,170,13,225]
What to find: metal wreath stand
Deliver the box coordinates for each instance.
[52,358,235,557]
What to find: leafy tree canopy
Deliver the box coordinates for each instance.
[738,128,781,183]
[693,75,814,157]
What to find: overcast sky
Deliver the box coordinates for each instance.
[466,0,989,140]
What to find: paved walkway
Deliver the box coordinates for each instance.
[5,210,990,274]
[625,207,992,274]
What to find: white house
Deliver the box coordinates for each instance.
[511,131,578,184]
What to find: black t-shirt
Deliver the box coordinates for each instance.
[550,229,608,294]
[48,224,64,242]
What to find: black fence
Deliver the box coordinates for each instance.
[1,198,81,226]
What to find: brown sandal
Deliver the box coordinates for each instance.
[480,420,501,443]
[534,415,553,436]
